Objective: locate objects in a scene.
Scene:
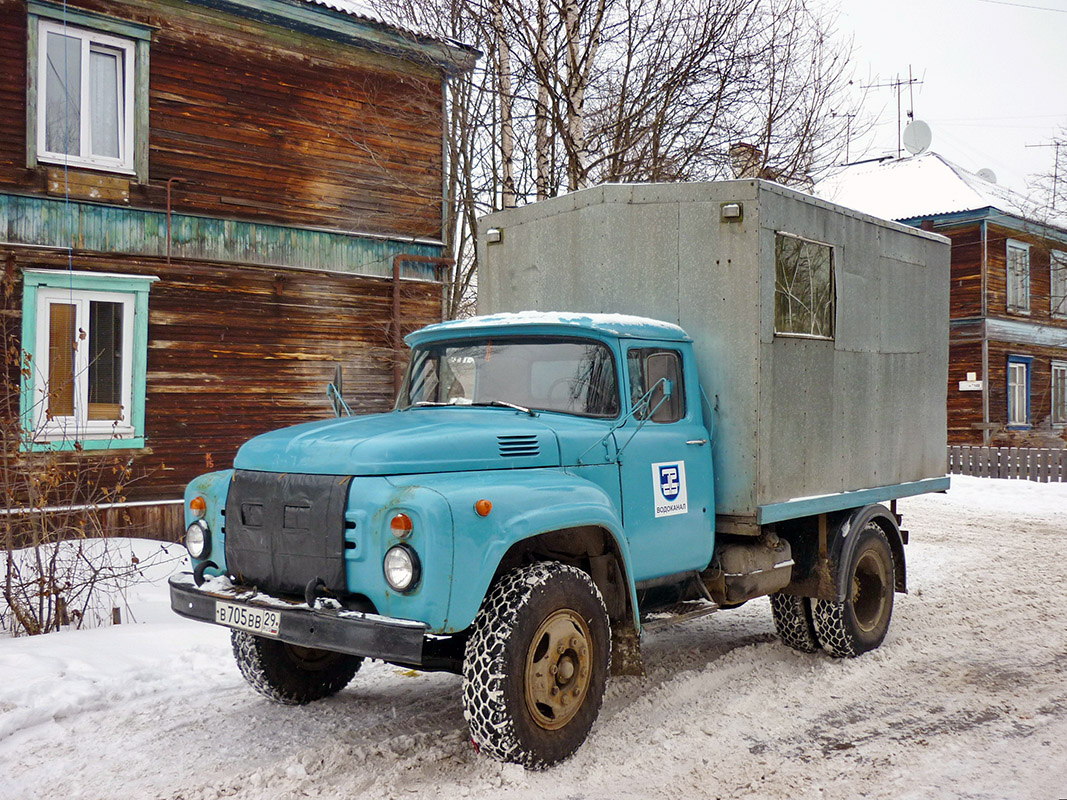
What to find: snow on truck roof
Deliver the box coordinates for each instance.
[407,311,690,344]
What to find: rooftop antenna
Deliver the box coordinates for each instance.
[1026,140,1062,209]
[863,67,924,157]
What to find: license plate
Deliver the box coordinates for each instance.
[215,601,281,637]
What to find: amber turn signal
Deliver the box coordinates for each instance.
[190,496,207,519]
[475,499,493,517]
[390,513,414,537]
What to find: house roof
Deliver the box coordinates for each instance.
[304,0,443,43]
[192,0,477,72]
[815,151,1067,233]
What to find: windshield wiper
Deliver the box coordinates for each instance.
[402,401,451,410]
[471,400,537,416]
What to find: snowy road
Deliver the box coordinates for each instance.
[2,476,1065,799]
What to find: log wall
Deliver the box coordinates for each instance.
[2,247,445,539]
[0,0,446,240]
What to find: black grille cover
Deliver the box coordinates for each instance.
[225,470,351,596]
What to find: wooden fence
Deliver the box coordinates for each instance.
[948,446,1067,482]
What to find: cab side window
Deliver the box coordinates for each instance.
[627,348,685,423]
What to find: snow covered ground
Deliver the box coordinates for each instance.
[1,475,1065,800]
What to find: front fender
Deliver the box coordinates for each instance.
[184,469,234,575]
[390,467,636,633]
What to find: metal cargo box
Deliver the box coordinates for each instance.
[477,180,950,529]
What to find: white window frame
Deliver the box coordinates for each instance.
[36,19,136,174]
[1053,361,1067,426]
[1006,239,1030,314]
[1007,358,1030,427]
[1052,251,1067,319]
[33,287,136,442]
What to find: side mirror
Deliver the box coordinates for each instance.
[327,364,351,417]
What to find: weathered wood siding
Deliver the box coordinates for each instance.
[943,224,983,319]
[2,247,444,504]
[947,337,983,444]
[986,223,1063,324]
[0,3,26,176]
[987,339,1067,448]
[0,0,445,240]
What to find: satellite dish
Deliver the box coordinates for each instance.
[977,168,997,184]
[903,120,932,155]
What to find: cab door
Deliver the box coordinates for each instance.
[614,343,714,582]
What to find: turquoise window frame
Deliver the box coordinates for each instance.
[26,1,152,182]
[20,269,157,451]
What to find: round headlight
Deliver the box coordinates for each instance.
[185,520,210,559]
[383,544,420,593]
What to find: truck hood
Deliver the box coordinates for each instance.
[233,408,583,475]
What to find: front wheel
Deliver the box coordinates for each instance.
[462,562,611,768]
[812,522,895,658]
[231,631,363,705]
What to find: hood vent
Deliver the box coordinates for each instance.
[498,434,540,458]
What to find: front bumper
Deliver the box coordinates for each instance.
[169,572,426,664]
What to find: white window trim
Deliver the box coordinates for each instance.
[36,19,136,174]
[1007,359,1029,427]
[1053,361,1067,426]
[1052,251,1067,319]
[33,287,136,442]
[1006,239,1031,315]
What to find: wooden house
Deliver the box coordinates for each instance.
[0,0,476,540]
[818,152,1067,447]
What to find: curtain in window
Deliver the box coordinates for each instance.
[90,47,121,159]
[47,302,77,417]
[88,300,123,420]
[1008,362,1028,425]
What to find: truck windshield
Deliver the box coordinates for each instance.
[400,337,620,418]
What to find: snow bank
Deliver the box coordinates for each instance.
[1,476,1065,799]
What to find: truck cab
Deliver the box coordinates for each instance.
[171,312,917,768]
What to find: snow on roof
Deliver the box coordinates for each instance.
[302,0,469,52]
[408,311,690,343]
[815,151,1061,227]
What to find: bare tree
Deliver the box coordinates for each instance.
[0,266,176,636]
[368,0,864,317]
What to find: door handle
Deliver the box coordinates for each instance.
[686,439,707,446]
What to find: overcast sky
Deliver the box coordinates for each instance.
[834,0,1066,195]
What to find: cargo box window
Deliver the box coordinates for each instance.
[774,233,835,339]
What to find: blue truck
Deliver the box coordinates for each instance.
[170,181,951,768]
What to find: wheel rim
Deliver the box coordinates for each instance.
[283,643,336,670]
[524,608,593,730]
[852,549,890,633]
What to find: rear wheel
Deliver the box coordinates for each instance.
[462,562,611,768]
[770,593,819,653]
[812,522,895,658]
[231,631,362,705]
